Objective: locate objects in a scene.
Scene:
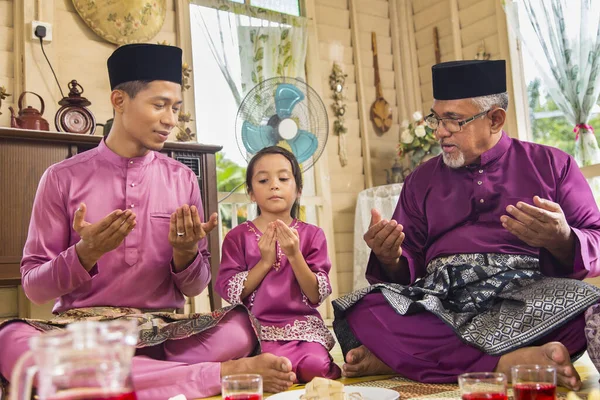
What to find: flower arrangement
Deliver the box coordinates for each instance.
[398,111,441,168]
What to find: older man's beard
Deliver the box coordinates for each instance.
[441,148,466,168]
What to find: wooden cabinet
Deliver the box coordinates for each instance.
[0,128,224,318]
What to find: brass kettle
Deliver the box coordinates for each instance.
[9,91,50,131]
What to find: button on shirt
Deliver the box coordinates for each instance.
[21,140,211,313]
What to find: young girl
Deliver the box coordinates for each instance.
[216,146,341,383]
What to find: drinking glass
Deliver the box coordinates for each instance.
[458,372,508,400]
[222,374,262,400]
[511,365,556,400]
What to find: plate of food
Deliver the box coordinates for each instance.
[268,378,399,400]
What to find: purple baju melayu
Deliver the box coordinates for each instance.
[333,132,600,382]
[0,140,258,399]
[216,220,342,382]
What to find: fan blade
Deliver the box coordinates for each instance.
[275,84,305,118]
[241,121,277,154]
[287,130,318,164]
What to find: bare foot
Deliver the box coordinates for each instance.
[496,342,580,390]
[342,345,395,378]
[221,353,296,393]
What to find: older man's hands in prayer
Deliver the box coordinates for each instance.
[74,202,137,271]
[500,196,575,266]
[364,209,409,282]
[169,204,218,271]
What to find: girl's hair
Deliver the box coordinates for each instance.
[246,146,303,218]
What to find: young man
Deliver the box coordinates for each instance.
[0,44,296,399]
[334,60,600,391]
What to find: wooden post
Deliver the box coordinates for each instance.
[175,0,198,140]
[301,0,340,319]
[389,0,408,123]
[449,0,463,60]
[349,0,374,188]
[496,0,530,140]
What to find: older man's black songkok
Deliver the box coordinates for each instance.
[432,60,506,100]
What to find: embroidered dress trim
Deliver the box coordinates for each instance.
[227,271,248,304]
[261,315,336,350]
[302,272,331,307]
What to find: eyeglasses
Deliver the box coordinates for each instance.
[424,109,490,133]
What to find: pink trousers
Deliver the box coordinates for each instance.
[0,309,256,399]
[261,340,341,383]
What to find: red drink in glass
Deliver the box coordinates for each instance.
[223,395,263,400]
[513,383,556,400]
[462,392,508,400]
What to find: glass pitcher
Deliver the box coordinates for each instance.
[10,319,138,400]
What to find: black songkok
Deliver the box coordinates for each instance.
[432,60,506,100]
[108,44,182,90]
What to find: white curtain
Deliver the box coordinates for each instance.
[505,0,600,193]
[190,0,307,104]
[353,184,403,290]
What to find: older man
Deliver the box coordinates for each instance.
[333,60,600,390]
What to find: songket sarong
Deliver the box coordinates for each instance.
[334,253,600,356]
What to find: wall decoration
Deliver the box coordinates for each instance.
[176,111,196,142]
[329,62,348,166]
[475,40,491,60]
[71,0,167,45]
[433,27,441,64]
[0,86,10,116]
[370,32,393,135]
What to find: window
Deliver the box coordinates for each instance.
[521,50,600,157]
[189,0,317,238]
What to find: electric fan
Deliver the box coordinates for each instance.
[235,77,328,171]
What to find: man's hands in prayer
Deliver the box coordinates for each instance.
[501,196,575,265]
[364,209,405,266]
[74,202,136,271]
[258,222,277,266]
[168,204,218,271]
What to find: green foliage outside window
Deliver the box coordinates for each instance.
[528,79,600,156]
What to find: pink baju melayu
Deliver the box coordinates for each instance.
[0,140,258,399]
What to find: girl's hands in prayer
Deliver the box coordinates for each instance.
[275,220,300,258]
[258,222,277,266]
[73,202,136,270]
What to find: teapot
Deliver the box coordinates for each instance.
[385,159,405,184]
[9,91,50,131]
[10,320,138,400]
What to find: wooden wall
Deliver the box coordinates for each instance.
[0,0,15,127]
[0,0,182,135]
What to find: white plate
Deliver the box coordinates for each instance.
[267,386,399,400]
